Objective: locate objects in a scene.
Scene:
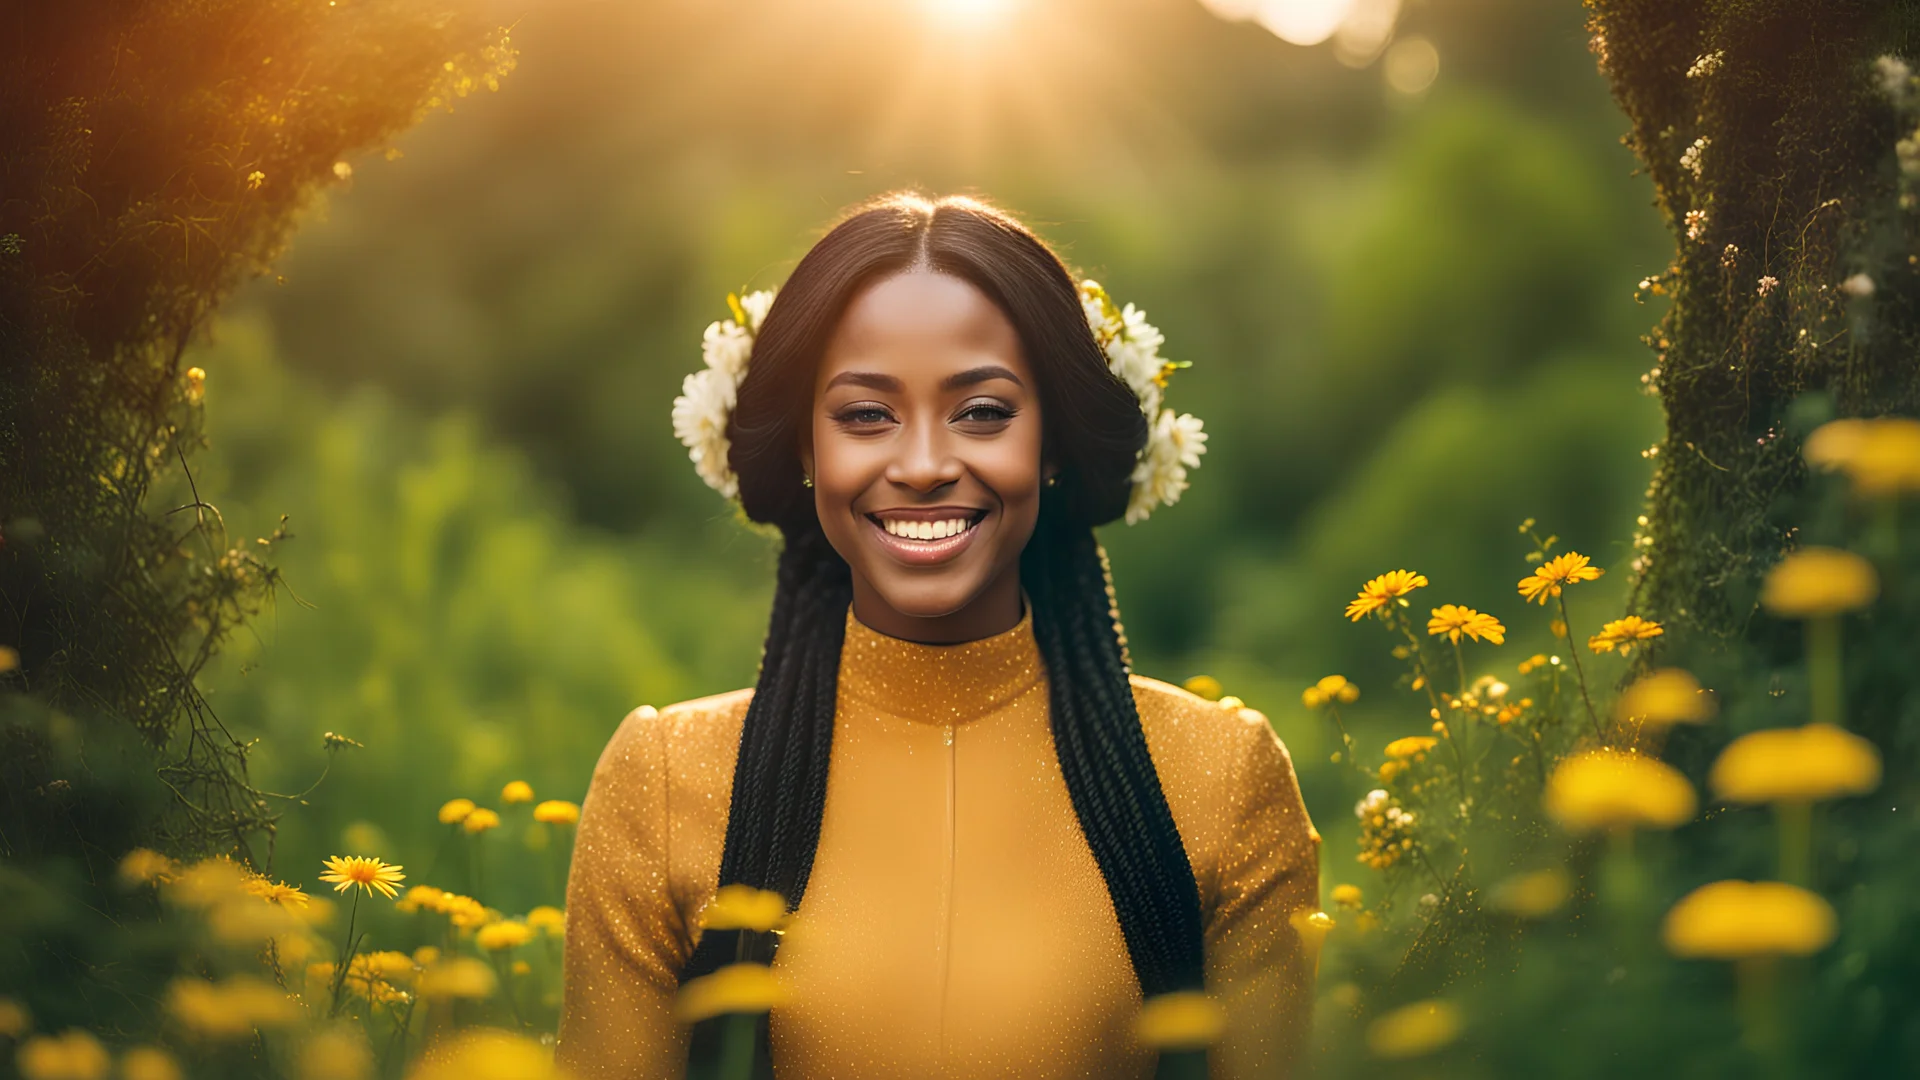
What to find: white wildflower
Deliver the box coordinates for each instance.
[1680,136,1709,180]
[1875,54,1913,101]
[1757,275,1780,298]
[1841,272,1876,299]
[672,367,739,499]
[737,289,776,333]
[1686,51,1724,79]
[700,320,753,379]
[1684,208,1708,241]
[1125,410,1207,525]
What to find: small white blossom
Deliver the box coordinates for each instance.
[1686,51,1724,79]
[1875,54,1913,101]
[1841,272,1876,298]
[1125,410,1206,524]
[1680,136,1710,179]
[738,289,776,332]
[671,367,739,499]
[700,320,753,378]
[1685,208,1709,241]
[1757,274,1780,297]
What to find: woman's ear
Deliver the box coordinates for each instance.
[1042,461,1060,487]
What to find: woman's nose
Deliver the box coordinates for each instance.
[886,422,964,492]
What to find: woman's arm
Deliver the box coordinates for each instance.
[1205,707,1321,1080]
[557,705,693,1080]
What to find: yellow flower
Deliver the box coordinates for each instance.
[526,906,566,936]
[1587,615,1664,655]
[700,884,789,932]
[1543,749,1696,832]
[674,963,789,1023]
[440,894,494,930]
[1346,569,1429,621]
[1331,884,1363,909]
[167,976,301,1039]
[438,798,477,825]
[15,1030,109,1080]
[501,781,534,804]
[359,951,419,986]
[1516,653,1550,675]
[533,800,580,825]
[476,920,535,951]
[1518,551,1603,605]
[117,848,175,888]
[1760,547,1878,617]
[462,808,501,835]
[1182,675,1223,701]
[413,946,441,967]
[245,170,266,190]
[1367,998,1463,1060]
[1134,991,1226,1051]
[319,855,405,899]
[1383,736,1438,760]
[1709,724,1882,803]
[1614,668,1716,726]
[298,1027,373,1080]
[245,877,311,907]
[1426,605,1506,644]
[182,366,206,406]
[511,960,531,977]
[395,885,446,913]
[0,996,30,1038]
[1662,880,1837,959]
[1805,416,1920,496]
[1485,868,1571,918]
[119,1046,182,1080]
[162,856,252,907]
[404,1029,565,1080]
[415,958,498,1000]
[208,895,305,943]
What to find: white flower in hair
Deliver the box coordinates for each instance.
[674,288,776,499]
[1127,410,1208,525]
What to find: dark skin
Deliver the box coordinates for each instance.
[802,270,1054,644]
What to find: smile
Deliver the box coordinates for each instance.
[865,510,987,566]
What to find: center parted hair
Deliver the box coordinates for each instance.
[680,194,1205,1063]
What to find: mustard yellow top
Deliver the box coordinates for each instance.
[558,606,1320,1080]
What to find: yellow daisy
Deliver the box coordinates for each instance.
[1588,615,1664,655]
[318,855,405,899]
[1426,604,1506,644]
[1345,569,1429,621]
[1517,551,1603,605]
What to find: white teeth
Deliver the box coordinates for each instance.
[880,517,974,541]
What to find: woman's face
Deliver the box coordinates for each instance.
[805,269,1046,643]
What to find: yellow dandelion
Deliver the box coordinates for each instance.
[245,170,265,190]
[1543,749,1696,832]
[1709,724,1882,803]
[415,958,497,1000]
[318,855,405,899]
[1182,675,1224,701]
[0,997,30,1038]
[462,808,501,835]
[0,646,16,674]
[501,780,534,804]
[1383,736,1438,760]
[298,1028,373,1080]
[674,963,789,1023]
[437,798,477,825]
[167,977,301,1040]
[119,1046,182,1080]
[1367,998,1463,1060]
[15,1030,109,1080]
[1426,605,1506,645]
[1615,668,1716,727]
[182,366,206,407]
[1134,991,1226,1051]
[117,848,176,888]
[511,960,531,977]
[476,920,535,951]
[533,800,581,825]
[405,1029,561,1080]
[1516,653,1549,675]
[1346,569,1429,621]
[1805,416,1920,496]
[700,884,789,933]
[1485,868,1571,918]
[1663,880,1836,959]
[1587,615,1664,655]
[359,951,419,986]
[1331,884,1364,909]
[1518,551,1603,605]
[526,906,566,936]
[413,946,441,966]
[395,885,446,913]
[1760,547,1878,618]
[244,878,310,907]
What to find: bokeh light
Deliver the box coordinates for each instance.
[1383,34,1439,95]
[1254,0,1356,46]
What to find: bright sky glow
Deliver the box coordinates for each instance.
[919,0,1019,27]
[1253,0,1356,47]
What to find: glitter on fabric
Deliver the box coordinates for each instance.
[558,606,1320,1080]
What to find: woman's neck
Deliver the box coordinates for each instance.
[848,567,1024,644]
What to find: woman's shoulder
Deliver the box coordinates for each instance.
[1127,673,1288,760]
[592,689,753,780]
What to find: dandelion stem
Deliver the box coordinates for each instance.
[1806,615,1843,729]
[1556,592,1601,737]
[718,1012,759,1080]
[1776,800,1813,886]
[330,890,362,1018]
[1451,640,1468,696]
[1391,611,1442,711]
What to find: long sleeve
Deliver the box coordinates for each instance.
[1204,707,1321,1080]
[557,705,693,1080]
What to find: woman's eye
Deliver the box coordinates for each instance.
[834,405,894,426]
[956,402,1015,424]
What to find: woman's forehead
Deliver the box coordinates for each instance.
[823,269,1025,370]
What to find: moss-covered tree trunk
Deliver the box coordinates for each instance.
[1585,0,1920,635]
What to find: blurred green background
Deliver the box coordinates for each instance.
[190,0,1669,915]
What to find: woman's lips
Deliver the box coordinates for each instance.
[864,512,985,567]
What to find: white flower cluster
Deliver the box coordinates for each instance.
[671,289,776,500]
[672,281,1207,525]
[1078,280,1208,524]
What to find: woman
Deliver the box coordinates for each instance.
[558,194,1320,1080]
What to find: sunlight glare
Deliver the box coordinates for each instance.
[919,0,1019,28]
[1253,0,1356,47]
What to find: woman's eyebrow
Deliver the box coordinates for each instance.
[823,371,904,393]
[941,365,1025,391]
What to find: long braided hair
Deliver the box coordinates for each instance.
[679,194,1204,1072]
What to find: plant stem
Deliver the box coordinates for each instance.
[718,1012,759,1080]
[1557,592,1601,738]
[1776,800,1813,886]
[1452,640,1468,696]
[1806,615,1843,729]
[330,890,362,1018]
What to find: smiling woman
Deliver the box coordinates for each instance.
[558,193,1319,1080]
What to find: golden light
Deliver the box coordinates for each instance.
[1254,0,1356,47]
[918,0,1020,28]
[1384,35,1439,95]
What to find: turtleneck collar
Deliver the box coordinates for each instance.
[838,603,1047,726]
